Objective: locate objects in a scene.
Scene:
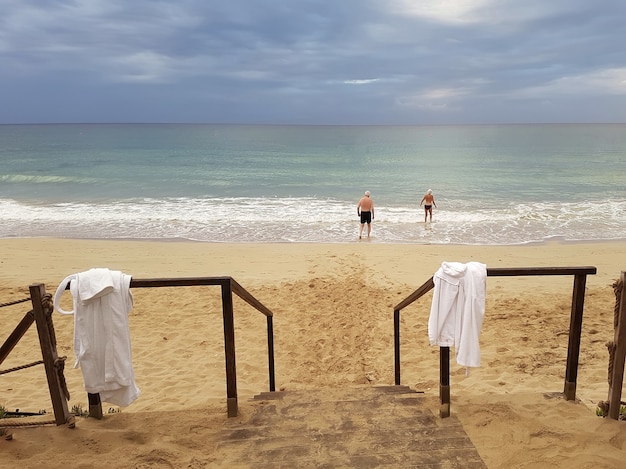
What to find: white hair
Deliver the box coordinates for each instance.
[427,189,432,194]
[365,191,370,196]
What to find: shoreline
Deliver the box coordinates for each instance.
[4,234,626,245]
[1,237,624,288]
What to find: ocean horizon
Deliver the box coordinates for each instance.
[1,123,625,245]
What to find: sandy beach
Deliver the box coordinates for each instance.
[1,238,626,467]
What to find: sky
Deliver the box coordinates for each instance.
[1,0,626,125]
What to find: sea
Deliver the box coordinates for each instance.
[1,123,625,245]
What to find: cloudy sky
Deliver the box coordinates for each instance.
[2,0,625,125]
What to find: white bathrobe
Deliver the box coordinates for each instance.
[54,268,140,406]
[428,261,487,370]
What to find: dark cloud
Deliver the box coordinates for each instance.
[1,0,625,124]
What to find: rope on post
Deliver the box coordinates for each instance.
[0,290,72,426]
[0,297,31,309]
[606,341,616,386]
[600,277,624,417]
[0,415,75,434]
[608,278,624,387]
[0,360,44,375]
[613,278,623,328]
[55,356,70,401]
[38,293,58,347]
[0,419,58,428]
[0,295,58,377]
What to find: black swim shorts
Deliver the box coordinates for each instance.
[360,211,372,224]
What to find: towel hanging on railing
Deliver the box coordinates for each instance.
[428,261,487,375]
[54,268,140,407]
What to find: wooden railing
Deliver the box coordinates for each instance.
[0,287,73,428]
[66,276,275,418]
[393,266,597,417]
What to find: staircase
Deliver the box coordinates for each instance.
[214,385,486,468]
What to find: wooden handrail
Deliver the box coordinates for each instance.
[65,276,275,418]
[231,278,274,317]
[393,266,597,418]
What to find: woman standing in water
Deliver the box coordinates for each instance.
[420,189,436,222]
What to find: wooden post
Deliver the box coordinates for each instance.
[0,311,35,365]
[440,346,450,418]
[221,280,238,417]
[563,274,587,400]
[88,392,103,419]
[608,272,626,420]
[30,283,71,426]
[267,315,276,392]
[394,309,401,385]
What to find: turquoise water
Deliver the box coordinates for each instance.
[1,123,625,244]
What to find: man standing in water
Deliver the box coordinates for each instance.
[420,189,437,222]
[357,191,374,239]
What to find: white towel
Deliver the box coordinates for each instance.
[76,267,114,301]
[428,261,487,370]
[54,268,140,406]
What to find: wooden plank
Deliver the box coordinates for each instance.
[0,310,34,365]
[30,283,71,426]
[230,279,273,317]
[65,276,232,289]
[394,309,401,385]
[88,392,103,419]
[440,346,451,418]
[608,272,626,419]
[266,316,276,392]
[217,387,486,468]
[221,280,238,417]
[564,273,588,400]
[394,277,434,311]
[487,266,597,276]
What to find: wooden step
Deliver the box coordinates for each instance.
[213,385,486,468]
